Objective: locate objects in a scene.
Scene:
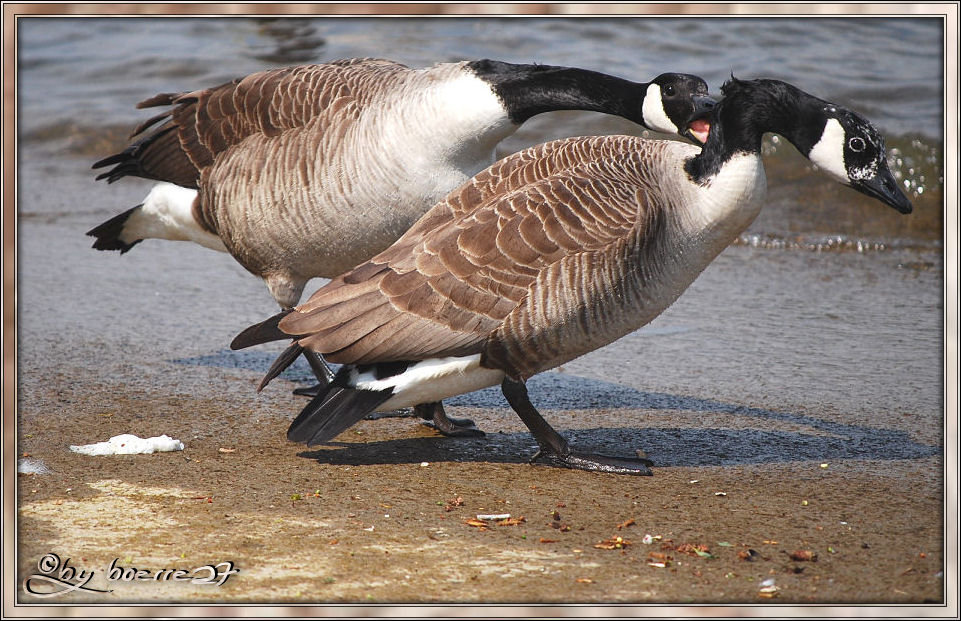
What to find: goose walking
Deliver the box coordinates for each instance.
[233,77,910,475]
[88,58,713,434]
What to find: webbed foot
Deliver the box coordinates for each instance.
[416,402,485,438]
[500,376,654,476]
[530,448,653,475]
[293,383,324,398]
[290,351,336,397]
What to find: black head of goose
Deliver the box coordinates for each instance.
[685,77,911,214]
[232,76,909,475]
[88,59,713,311]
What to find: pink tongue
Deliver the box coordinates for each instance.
[689,119,711,143]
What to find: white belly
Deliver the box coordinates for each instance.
[351,355,505,411]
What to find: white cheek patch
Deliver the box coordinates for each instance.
[808,117,849,184]
[642,84,679,135]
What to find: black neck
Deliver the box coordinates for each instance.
[466,59,647,125]
[685,78,830,183]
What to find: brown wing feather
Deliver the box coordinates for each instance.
[94,59,410,189]
[278,135,656,367]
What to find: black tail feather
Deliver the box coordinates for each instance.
[93,145,148,184]
[231,309,294,350]
[91,125,178,184]
[86,205,142,253]
[288,378,393,446]
[258,343,304,392]
[91,150,129,171]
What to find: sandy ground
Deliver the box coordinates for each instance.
[14,384,947,611]
[9,154,953,616]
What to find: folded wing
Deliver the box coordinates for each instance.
[278,136,656,368]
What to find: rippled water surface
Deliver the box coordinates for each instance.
[17,15,944,242]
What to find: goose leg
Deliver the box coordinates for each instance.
[415,402,484,437]
[275,295,335,395]
[290,351,336,396]
[304,350,335,384]
[500,377,653,475]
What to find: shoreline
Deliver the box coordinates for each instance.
[12,155,947,608]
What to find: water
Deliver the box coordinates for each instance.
[17,15,944,243]
[16,17,943,135]
[14,15,945,458]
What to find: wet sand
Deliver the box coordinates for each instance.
[13,154,947,612]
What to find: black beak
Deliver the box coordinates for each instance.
[692,94,717,116]
[852,164,913,214]
[680,95,716,145]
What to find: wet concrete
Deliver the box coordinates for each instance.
[14,154,946,610]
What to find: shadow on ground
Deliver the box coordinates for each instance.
[174,349,941,469]
[295,424,938,469]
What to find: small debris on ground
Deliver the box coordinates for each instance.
[465,515,525,530]
[789,550,818,562]
[675,543,712,558]
[17,458,50,475]
[594,536,631,550]
[758,577,780,597]
[69,434,184,455]
[646,551,672,568]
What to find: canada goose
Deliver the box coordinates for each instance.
[89,59,712,306]
[88,58,713,434]
[232,76,910,475]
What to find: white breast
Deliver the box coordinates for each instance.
[683,151,767,244]
[618,147,767,341]
[377,72,516,192]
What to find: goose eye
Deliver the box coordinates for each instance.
[849,137,866,152]
[663,85,676,97]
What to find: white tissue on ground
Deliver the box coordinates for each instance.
[69,434,184,456]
